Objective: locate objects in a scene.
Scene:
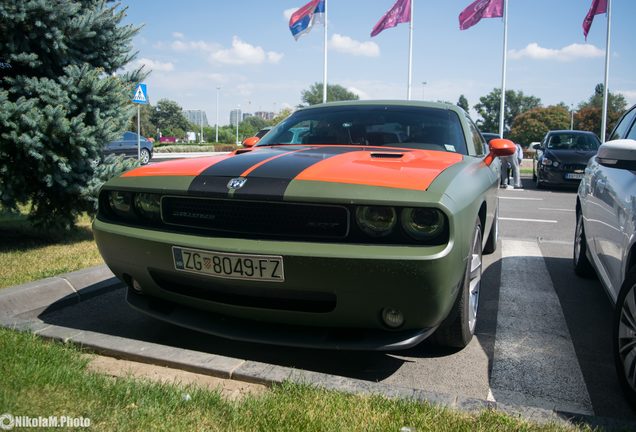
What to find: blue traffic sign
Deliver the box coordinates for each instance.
[132,83,148,104]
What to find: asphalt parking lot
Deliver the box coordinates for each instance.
[34,175,636,422]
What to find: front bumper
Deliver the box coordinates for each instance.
[537,167,584,186]
[93,218,466,350]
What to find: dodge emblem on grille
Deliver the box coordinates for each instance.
[227,177,247,190]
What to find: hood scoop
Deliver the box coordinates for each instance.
[370,152,404,159]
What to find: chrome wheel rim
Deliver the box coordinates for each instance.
[140,150,150,164]
[468,225,482,333]
[574,214,583,264]
[618,283,636,392]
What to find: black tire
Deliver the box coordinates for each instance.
[535,172,544,189]
[483,205,498,255]
[573,211,595,278]
[613,269,636,409]
[532,169,537,181]
[140,148,151,165]
[432,218,482,348]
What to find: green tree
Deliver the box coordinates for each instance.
[241,116,268,138]
[0,0,142,230]
[575,84,628,139]
[457,94,469,112]
[474,88,541,135]
[509,106,570,145]
[271,108,293,125]
[127,103,156,138]
[151,99,190,136]
[301,83,360,106]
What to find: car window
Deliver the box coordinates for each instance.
[464,114,486,156]
[546,133,600,150]
[123,132,137,141]
[257,106,468,155]
[609,106,636,141]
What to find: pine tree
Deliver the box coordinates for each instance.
[0,0,144,230]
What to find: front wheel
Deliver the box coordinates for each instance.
[535,172,543,189]
[614,269,636,409]
[573,212,595,277]
[432,218,482,348]
[139,148,151,165]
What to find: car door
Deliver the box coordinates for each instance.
[122,132,140,156]
[592,108,636,298]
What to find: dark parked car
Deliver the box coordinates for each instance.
[104,131,153,165]
[574,104,636,407]
[532,130,600,188]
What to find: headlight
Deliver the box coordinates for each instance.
[107,191,133,217]
[541,158,553,166]
[401,208,445,240]
[355,206,397,237]
[134,193,161,220]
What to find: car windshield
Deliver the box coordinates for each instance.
[257,105,468,155]
[546,133,600,151]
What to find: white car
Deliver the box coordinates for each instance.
[574,104,636,407]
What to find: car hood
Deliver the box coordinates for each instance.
[122,145,464,200]
[543,149,597,165]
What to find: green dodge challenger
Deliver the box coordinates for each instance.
[93,101,515,350]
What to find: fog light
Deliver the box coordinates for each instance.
[132,278,143,294]
[382,308,404,328]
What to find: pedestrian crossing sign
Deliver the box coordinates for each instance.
[132,83,148,104]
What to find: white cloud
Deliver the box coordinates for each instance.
[283,8,296,21]
[210,36,284,65]
[172,32,184,39]
[133,58,174,72]
[329,34,380,57]
[618,90,636,105]
[509,43,604,62]
[346,86,370,99]
[170,39,218,52]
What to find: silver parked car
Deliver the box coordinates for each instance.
[574,104,636,407]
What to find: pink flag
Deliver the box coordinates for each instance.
[370,0,411,37]
[582,0,607,40]
[459,0,503,31]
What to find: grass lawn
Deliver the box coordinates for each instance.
[0,209,103,289]
[0,328,589,431]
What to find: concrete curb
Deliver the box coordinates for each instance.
[0,268,633,429]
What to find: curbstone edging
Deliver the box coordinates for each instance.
[1,267,636,428]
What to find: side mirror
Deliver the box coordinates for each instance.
[242,136,260,148]
[484,138,516,166]
[532,143,543,150]
[597,139,636,170]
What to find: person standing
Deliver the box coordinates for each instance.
[511,143,523,189]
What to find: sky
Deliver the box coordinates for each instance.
[120,0,636,126]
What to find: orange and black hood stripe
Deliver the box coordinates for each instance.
[123,145,463,200]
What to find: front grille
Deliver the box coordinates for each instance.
[162,196,349,239]
[561,163,586,172]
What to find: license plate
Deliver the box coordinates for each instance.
[565,173,584,180]
[172,247,284,282]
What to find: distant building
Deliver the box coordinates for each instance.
[242,112,253,121]
[229,108,242,126]
[183,110,208,126]
[255,111,275,121]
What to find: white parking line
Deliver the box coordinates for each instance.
[499,217,557,223]
[539,208,575,212]
[488,240,593,415]
[499,197,543,201]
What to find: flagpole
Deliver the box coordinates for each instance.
[407,0,414,100]
[498,0,508,138]
[322,0,328,103]
[600,0,612,143]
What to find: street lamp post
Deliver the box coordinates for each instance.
[421,81,427,100]
[215,87,221,143]
[199,110,203,143]
[235,105,240,145]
